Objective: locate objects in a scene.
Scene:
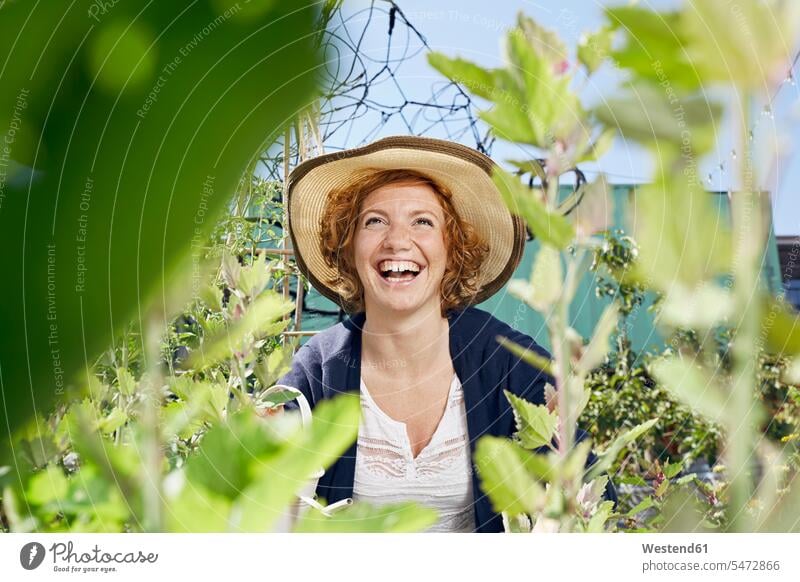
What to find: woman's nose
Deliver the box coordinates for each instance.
[382,223,412,250]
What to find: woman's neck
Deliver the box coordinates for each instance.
[361,304,451,376]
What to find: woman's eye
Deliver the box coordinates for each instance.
[364,216,384,227]
[415,217,434,226]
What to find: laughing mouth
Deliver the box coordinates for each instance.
[377,259,423,282]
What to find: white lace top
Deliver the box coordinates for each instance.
[352,373,476,533]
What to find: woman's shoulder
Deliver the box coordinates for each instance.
[449,305,526,338]
[277,314,364,398]
[449,306,549,357]
[296,312,365,362]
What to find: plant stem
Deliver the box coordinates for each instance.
[551,303,571,460]
[141,311,165,532]
[235,355,250,406]
[542,174,575,461]
[727,91,761,532]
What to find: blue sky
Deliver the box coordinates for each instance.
[334,0,800,235]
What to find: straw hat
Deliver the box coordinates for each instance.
[285,135,527,309]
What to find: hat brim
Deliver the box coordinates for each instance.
[286,135,527,311]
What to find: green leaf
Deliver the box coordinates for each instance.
[473,67,541,145]
[504,21,579,144]
[116,368,137,396]
[27,465,69,505]
[2,486,38,532]
[567,375,592,423]
[757,470,800,532]
[187,292,294,369]
[594,83,722,154]
[257,387,309,416]
[619,475,648,487]
[510,442,556,483]
[504,390,558,450]
[166,480,232,533]
[626,496,656,518]
[185,409,288,500]
[254,345,295,391]
[163,381,228,439]
[426,53,498,101]
[508,245,563,311]
[587,500,615,532]
[574,175,612,239]
[16,430,62,471]
[0,1,320,454]
[493,167,575,249]
[60,412,143,511]
[232,393,361,532]
[293,392,361,471]
[98,408,128,436]
[478,99,538,145]
[532,244,563,310]
[163,401,200,440]
[515,14,568,70]
[87,21,156,93]
[506,159,547,182]
[659,282,734,329]
[761,296,800,357]
[563,439,593,483]
[221,252,242,289]
[586,418,659,480]
[629,169,732,292]
[293,501,438,533]
[660,489,709,532]
[577,27,613,74]
[495,336,554,376]
[649,356,726,422]
[474,436,545,516]
[56,399,101,442]
[674,474,698,486]
[680,0,800,90]
[578,128,615,164]
[664,459,684,480]
[784,357,800,384]
[200,284,224,313]
[57,465,130,526]
[606,7,699,90]
[432,15,579,149]
[237,252,272,299]
[577,303,619,374]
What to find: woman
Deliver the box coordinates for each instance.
[278,135,616,533]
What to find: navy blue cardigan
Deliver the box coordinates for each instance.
[278,306,617,532]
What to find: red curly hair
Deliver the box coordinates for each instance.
[319,168,489,314]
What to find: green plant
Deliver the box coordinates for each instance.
[581,231,722,473]
[596,0,800,532]
[583,229,800,480]
[430,0,800,533]
[0,0,320,450]
[0,2,431,534]
[2,238,436,533]
[430,13,655,533]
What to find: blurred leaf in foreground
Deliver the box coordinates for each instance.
[0,1,321,456]
[292,501,438,533]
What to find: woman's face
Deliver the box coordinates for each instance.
[353,181,448,317]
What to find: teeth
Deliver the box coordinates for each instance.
[379,260,420,273]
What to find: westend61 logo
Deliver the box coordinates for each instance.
[19,541,158,573]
